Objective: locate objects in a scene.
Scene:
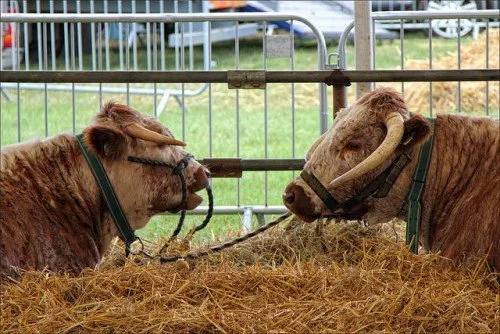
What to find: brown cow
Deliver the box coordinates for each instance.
[0,102,209,278]
[283,88,499,269]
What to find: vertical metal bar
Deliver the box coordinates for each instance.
[118,0,123,70]
[235,20,240,206]
[63,0,69,70]
[400,18,404,96]
[188,0,194,70]
[90,0,96,71]
[354,1,374,97]
[457,18,461,113]
[43,21,48,137]
[174,0,179,70]
[160,0,165,71]
[36,0,42,70]
[15,15,21,142]
[333,86,346,117]
[104,0,110,71]
[76,0,82,70]
[429,19,433,117]
[263,21,268,207]
[181,21,186,142]
[291,20,295,161]
[49,0,56,70]
[371,18,376,89]
[9,1,15,71]
[126,20,130,106]
[132,0,137,70]
[71,18,76,133]
[208,21,212,156]
[153,20,158,117]
[485,19,489,116]
[9,0,16,71]
[23,0,29,70]
[146,0,151,71]
[98,20,102,107]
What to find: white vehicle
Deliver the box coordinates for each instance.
[427,0,479,38]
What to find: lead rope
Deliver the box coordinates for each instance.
[158,212,292,263]
[127,155,290,263]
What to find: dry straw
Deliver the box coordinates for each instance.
[1,219,498,333]
[385,28,499,115]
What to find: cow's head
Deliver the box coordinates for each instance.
[83,102,209,230]
[283,88,432,224]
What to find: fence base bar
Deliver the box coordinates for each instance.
[163,205,288,216]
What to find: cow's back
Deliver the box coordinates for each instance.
[428,115,499,269]
[0,136,102,277]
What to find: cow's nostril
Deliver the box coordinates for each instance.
[283,191,295,204]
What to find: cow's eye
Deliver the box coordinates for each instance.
[345,141,362,151]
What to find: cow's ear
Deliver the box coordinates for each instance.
[84,125,127,159]
[398,114,433,151]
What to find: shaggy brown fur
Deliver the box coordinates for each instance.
[0,102,208,278]
[284,88,499,269]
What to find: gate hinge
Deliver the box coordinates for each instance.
[228,70,266,89]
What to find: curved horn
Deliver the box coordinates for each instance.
[329,112,404,189]
[124,123,186,146]
[306,132,329,161]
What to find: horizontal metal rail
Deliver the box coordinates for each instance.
[200,158,305,178]
[164,205,288,216]
[371,10,499,20]
[2,69,498,83]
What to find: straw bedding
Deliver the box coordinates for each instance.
[1,218,498,333]
[385,28,499,114]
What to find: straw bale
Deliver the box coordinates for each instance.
[385,29,499,114]
[2,219,498,333]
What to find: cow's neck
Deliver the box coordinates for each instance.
[419,114,496,251]
[39,135,118,258]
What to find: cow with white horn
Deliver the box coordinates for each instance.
[283,88,499,269]
[1,102,210,278]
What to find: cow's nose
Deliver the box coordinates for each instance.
[283,183,302,207]
[283,187,296,205]
[189,166,210,192]
[282,183,317,222]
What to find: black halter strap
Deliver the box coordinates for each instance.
[300,153,412,216]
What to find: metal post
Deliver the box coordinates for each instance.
[354,1,374,97]
[332,84,346,117]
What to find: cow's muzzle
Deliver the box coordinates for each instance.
[283,183,320,222]
[184,166,210,210]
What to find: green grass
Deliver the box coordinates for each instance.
[1,33,492,243]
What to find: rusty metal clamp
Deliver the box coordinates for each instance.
[228,70,266,89]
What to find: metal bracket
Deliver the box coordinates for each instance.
[326,53,341,70]
[200,158,243,178]
[228,70,266,89]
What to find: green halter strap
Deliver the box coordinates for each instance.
[401,118,436,253]
[76,134,137,255]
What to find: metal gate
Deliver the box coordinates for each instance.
[0,5,329,233]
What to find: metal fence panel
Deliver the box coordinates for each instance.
[0,6,328,228]
[337,10,499,119]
